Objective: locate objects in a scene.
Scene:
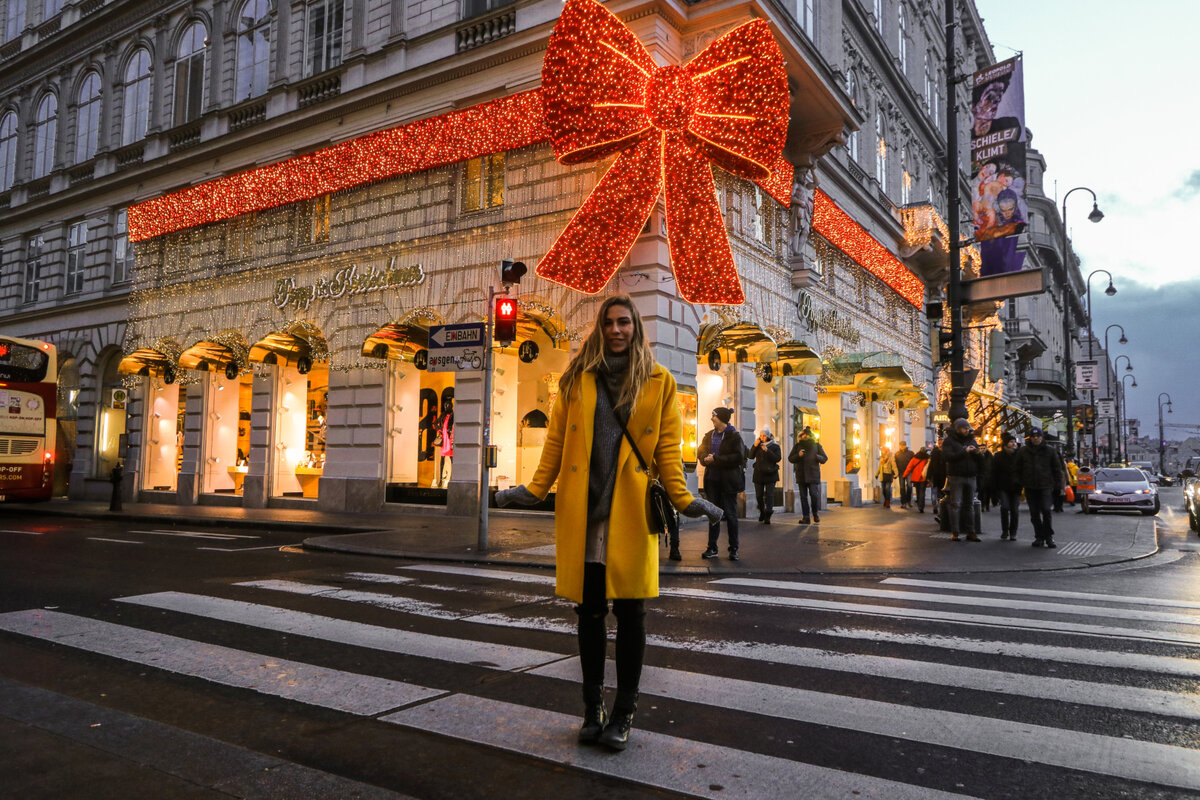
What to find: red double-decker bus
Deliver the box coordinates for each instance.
[0,335,57,502]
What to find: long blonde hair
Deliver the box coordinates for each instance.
[559,294,655,409]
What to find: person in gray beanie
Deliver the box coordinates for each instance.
[940,418,984,541]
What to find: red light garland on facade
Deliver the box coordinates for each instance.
[812,189,925,308]
[534,0,789,304]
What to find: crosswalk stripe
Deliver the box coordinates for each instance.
[381,694,983,800]
[236,579,466,620]
[712,578,1200,627]
[1056,541,1102,557]
[0,529,42,535]
[398,564,1200,646]
[87,537,142,544]
[236,575,1200,719]
[117,591,565,671]
[882,577,1200,610]
[129,529,259,540]
[0,610,444,715]
[526,660,1200,791]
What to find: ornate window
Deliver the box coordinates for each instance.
[32,92,56,179]
[122,49,151,145]
[0,111,16,191]
[74,72,101,163]
[897,4,908,73]
[461,153,505,213]
[795,0,814,38]
[875,110,887,187]
[235,0,272,101]
[900,145,912,205]
[845,72,859,162]
[66,220,87,294]
[873,0,883,35]
[113,209,134,284]
[41,0,59,21]
[24,234,43,304]
[174,21,208,126]
[5,0,26,42]
[305,0,343,76]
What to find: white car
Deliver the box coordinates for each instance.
[1081,468,1159,516]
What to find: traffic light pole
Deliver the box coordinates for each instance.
[944,3,969,425]
[477,287,503,552]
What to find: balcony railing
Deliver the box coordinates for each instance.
[167,121,202,153]
[228,100,267,133]
[297,73,341,108]
[1025,368,1066,391]
[456,6,516,52]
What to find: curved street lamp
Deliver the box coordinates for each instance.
[1059,187,1105,460]
[1083,269,1117,465]
[1118,373,1137,463]
[1100,323,1128,463]
[1157,392,1174,474]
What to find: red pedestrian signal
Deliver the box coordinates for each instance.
[494,297,518,343]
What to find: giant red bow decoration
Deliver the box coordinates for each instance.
[537,0,790,305]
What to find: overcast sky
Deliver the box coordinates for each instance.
[974,0,1200,443]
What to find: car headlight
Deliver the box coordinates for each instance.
[1136,489,1152,495]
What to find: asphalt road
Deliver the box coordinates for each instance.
[1,492,1198,799]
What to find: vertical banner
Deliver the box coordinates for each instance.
[970,57,1027,275]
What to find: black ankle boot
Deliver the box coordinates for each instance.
[598,693,637,751]
[578,683,607,744]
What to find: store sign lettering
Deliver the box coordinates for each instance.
[273,260,426,310]
[795,292,862,346]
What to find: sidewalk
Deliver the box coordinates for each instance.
[9,497,1160,575]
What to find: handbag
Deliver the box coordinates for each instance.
[598,381,679,538]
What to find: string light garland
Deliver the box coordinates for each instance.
[535,0,789,304]
[812,189,924,308]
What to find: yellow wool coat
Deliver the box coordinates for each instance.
[526,364,696,604]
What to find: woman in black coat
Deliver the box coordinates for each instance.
[750,427,782,524]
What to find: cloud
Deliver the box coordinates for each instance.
[1174,169,1200,199]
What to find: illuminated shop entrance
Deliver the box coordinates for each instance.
[249,328,326,499]
[118,346,183,492]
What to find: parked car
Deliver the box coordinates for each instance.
[1081,468,1160,516]
[1184,476,1200,533]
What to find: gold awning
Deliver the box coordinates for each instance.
[775,340,823,376]
[697,322,777,365]
[117,348,175,378]
[250,331,315,367]
[820,351,926,404]
[178,341,238,371]
[362,323,429,362]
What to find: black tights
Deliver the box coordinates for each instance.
[575,562,645,710]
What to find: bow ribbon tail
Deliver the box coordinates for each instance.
[535,133,663,295]
[663,133,745,305]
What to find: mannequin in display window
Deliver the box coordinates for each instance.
[434,393,454,488]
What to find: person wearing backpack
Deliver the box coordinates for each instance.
[903,446,932,513]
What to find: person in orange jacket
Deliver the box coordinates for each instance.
[903,446,932,513]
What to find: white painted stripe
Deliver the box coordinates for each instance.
[383,695,981,800]
[0,610,443,715]
[87,537,142,544]
[195,544,297,552]
[528,660,1200,792]
[0,529,42,535]
[814,627,1200,678]
[713,578,1200,627]
[235,579,465,620]
[130,530,257,541]
[398,564,1200,646]
[345,573,415,585]
[883,578,1200,611]
[1057,542,1102,557]
[666,586,1200,647]
[117,592,564,671]
[513,544,557,556]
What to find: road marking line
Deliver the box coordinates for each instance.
[397,564,1200,646]
[117,592,564,671]
[236,579,466,620]
[0,610,444,715]
[382,695,982,800]
[882,577,1200,610]
[0,529,43,535]
[525,660,1200,792]
[713,578,1200,627]
[87,537,142,544]
[1056,541,1102,557]
[195,544,297,552]
[129,530,258,540]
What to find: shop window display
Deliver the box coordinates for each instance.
[95,354,128,481]
[845,417,861,474]
[387,361,454,497]
[271,361,326,498]
[200,370,254,494]
[677,387,698,465]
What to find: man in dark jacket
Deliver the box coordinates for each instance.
[990,433,1023,540]
[751,427,782,524]
[697,407,747,560]
[1015,427,1066,547]
[941,418,984,541]
[787,426,827,524]
[894,442,915,509]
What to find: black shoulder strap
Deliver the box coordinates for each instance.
[596,377,649,472]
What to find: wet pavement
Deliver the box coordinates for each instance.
[8,496,1159,575]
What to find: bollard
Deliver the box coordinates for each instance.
[109,463,123,512]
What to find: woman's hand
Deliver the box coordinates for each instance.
[681,497,723,524]
[495,485,539,507]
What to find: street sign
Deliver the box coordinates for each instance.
[1097,398,1116,418]
[427,323,486,372]
[1075,360,1100,390]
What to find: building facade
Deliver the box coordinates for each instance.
[2,0,1020,515]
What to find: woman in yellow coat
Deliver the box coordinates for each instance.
[496,294,720,751]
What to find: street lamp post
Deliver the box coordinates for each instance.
[1058,187,1104,462]
[943,0,968,424]
[1112,354,1132,462]
[1100,323,1127,464]
[1157,392,1173,475]
[1084,269,1116,466]
[1119,373,1136,464]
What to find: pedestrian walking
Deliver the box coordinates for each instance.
[895,442,915,508]
[941,418,984,541]
[698,407,748,560]
[751,427,782,524]
[494,295,721,751]
[978,445,994,512]
[1014,427,1066,548]
[927,434,948,522]
[1065,458,1079,507]
[876,445,898,508]
[788,425,827,523]
[903,446,931,512]
[991,433,1023,540]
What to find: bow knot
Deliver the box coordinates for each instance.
[535,0,790,304]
